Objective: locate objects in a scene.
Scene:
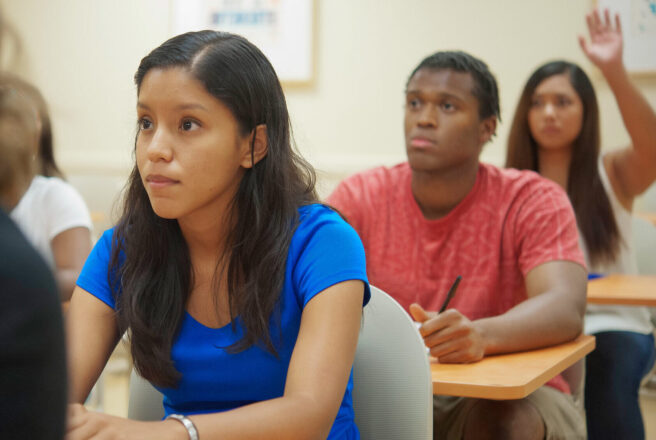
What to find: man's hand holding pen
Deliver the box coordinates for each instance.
[409,276,488,363]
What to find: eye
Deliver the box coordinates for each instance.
[180,118,200,132]
[137,117,153,131]
[556,96,571,107]
[530,97,543,108]
[441,101,455,112]
[406,97,422,110]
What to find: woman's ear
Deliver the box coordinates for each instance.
[241,124,268,169]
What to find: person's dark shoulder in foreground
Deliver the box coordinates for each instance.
[0,208,67,440]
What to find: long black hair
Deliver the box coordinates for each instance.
[110,31,318,387]
[506,61,619,266]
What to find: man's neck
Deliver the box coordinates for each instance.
[410,162,480,220]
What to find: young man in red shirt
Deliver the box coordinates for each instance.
[328,51,587,440]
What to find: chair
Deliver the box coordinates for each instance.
[126,286,434,439]
[127,368,164,421]
[352,285,433,440]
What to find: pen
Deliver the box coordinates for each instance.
[438,275,462,313]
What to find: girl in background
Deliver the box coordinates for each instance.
[66,31,369,440]
[9,76,92,301]
[506,9,656,440]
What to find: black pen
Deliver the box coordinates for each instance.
[438,275,462,313]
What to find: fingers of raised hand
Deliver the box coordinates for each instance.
[588,8,621,37]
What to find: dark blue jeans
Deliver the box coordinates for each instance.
[585,331,656,440]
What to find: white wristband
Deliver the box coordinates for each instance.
[167,414,199,440]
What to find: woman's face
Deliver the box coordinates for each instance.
[528,73,584,152]
[136,67,253,222]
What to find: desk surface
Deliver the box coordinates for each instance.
[431,334,595,400]
[587,274,656,306]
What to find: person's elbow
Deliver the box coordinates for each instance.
[283,392,341,440]
[560,283,587,340]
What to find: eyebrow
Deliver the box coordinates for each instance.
[532,92,573,98]
[136,102,210,112]
[405,89,466,101]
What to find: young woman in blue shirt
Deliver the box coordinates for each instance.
[66,31,369,440]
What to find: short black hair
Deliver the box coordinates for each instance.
[407,51,500,121]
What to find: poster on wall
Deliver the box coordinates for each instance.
[596,0,656,74]
[172,0,315,86]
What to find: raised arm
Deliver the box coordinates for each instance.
[579,8,656,206]
[410,261,586,362]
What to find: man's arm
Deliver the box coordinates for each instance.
[410,260,587,362]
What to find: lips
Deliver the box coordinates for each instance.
[541,125,560,135]
[145,174,179,188]
[409,136,436,148]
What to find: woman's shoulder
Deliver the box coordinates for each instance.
[294,203,360,245]
[89,227,119,257]
[297,203,347,230]
[33,175,87,206]
[33,175,74,192]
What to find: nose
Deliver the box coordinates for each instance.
[417,104,438,127]
[145,127,173,162]
[543,102,556,118]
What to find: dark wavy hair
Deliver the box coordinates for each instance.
[505,61,619,266]
[407,50,501,123]
[110,31,318,387]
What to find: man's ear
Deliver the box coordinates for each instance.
[478,116,497,145]
[240,124,268,168]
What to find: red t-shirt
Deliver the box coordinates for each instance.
[327,162,586,394]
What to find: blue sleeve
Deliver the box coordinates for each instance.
[76,228,117,309]
[291,205,370,309]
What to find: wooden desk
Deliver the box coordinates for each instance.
[431,335,595,400]
[587,274,656,306]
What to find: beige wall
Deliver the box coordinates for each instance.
[2,0,656,219]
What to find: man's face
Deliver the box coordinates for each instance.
[404,68,496,174]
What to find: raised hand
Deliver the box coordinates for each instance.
[578,8,624,73]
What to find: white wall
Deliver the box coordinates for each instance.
[2,0,656,216]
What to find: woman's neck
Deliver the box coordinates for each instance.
[538,147,572,191]
[178,211,230,263]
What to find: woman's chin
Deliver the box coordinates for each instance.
[149,204,180,220]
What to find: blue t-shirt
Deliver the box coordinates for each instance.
[77,204,370,439]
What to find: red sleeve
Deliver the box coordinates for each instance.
[513,179,586,275]
[325,175,367,233]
